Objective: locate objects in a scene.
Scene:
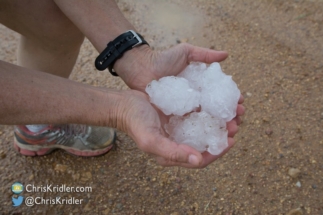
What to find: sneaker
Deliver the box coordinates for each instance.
[13,124,116,156]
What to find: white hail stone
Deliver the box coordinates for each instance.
[199,62,240,121]
[165,111,228,155]
[145,76,200,116]
[177,62,206,91]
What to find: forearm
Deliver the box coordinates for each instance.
[53,0,152,87]
[0,60,125,128]
[53,0,135,52]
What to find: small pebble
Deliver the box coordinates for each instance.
[295,181,301,188]
[176,38,187,43]
[54,164,68,173]
[102,208,110,215]
[72,173,80,181]
[29,174,34,181]
[83,202,92,211]
[287,208,303,215]
[312,184,317,189]
[246,92,252,97]
[288,168,301,178]
[81,172,92,182]
[0,150,6,159]
[265,129,273,135]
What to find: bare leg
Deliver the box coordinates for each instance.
[0,0,84,77]
[17,34,83,78]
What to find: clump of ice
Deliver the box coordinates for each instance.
[165,111,228,155]
[177,62,206,91]
[178,62,240,121]
[145,76,200,116]
[199,63,240,121]
[145,62,240,155]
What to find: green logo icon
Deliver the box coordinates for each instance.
[11,182,24,194]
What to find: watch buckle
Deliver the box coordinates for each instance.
[128,30,142,48]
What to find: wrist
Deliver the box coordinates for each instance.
[113,44,157,91]
[83,87,128,131]
[95,31,149,75]
[94,89,149,136]
[113,43,151,73]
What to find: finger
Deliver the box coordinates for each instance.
[199,137,235,166]
[183,43,229,63]
[238,94,244,104]
[233,116,242,125]
[144,134,203,166]
[237,104,245,116]
[156,137,235,168]
[227,120,238,137]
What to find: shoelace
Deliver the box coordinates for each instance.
[49,124,89,146]
[61,124,87,138]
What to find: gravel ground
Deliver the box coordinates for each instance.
[0,0,323,214]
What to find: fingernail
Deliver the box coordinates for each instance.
[188,155,199,165]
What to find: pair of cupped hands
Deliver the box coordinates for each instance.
[108,43,245,168]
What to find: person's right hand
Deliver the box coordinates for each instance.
[118,90,244,168]
[114,43,228,92]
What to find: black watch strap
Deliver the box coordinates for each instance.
[95,30,149,76]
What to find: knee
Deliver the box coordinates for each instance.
[23,3,85,52]
[0,0,85,51]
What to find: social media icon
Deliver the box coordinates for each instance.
[12,196,24,207]
[11,182,24,194]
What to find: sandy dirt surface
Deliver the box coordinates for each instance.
[0,0,323,214]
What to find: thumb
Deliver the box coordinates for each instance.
[182,43,228,63]
[147,134,203,166]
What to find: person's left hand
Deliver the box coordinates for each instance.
[119,90,244,168]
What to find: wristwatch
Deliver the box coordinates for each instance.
[95,30,149,76]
